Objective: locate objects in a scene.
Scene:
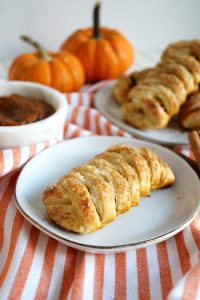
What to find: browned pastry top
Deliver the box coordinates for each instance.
[112,39,200,130]
[43,144,175,234]
[0,94,54,126]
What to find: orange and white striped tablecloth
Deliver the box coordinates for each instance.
[0,82,199,300]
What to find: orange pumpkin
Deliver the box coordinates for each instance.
[60,2,134,82]
[9,35,85,92]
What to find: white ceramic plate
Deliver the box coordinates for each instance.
[15,136,200,254]
[94,85,189,146]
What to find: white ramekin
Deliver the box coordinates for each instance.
[0,81,68,149]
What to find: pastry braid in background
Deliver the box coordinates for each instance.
[112,40,200,129]
[43,144,175,234]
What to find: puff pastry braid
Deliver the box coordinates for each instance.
[43,144,175,234]
[112,40,200,129]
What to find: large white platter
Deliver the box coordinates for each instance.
[94,85,189,146]
[15,136,200,254]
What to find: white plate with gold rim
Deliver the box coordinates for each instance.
[94,85,189,146]
[15,136,200,254]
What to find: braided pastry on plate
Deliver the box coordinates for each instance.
[112,40,200,129]
[43,144,175,234]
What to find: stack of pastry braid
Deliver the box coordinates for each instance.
[43,144,175,234]
[112,40,200,129]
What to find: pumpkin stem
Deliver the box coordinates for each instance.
[93,1,101,39]
[20,35,52,61]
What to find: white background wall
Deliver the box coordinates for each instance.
[0,0,199,60]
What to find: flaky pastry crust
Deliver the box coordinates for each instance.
[43,144,175,234]
[112,40,200,129]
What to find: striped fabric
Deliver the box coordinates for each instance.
[0,82,200,300]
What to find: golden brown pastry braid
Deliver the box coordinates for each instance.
[43,144,175,234]
[112,40,200,129]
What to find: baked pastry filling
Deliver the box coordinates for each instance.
[0,94,54,126]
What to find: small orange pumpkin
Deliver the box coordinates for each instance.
[9,35,85,92]
[60,2,134,82]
